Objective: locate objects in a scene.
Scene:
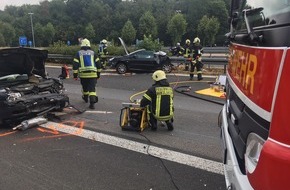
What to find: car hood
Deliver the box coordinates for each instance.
[0,48,48,78]
[118,37,129,55]
[118,37,168,57]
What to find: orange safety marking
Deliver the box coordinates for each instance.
[0,131,17,137]
[0,120,85,142]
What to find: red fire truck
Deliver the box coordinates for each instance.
[219,0,290,189]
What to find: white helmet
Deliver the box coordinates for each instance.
[81,38,91,47]
[176,42,180,46]
[101,39,107,44]
[185,39,190,44]
[193,37,200,44]
[152,70,167,81]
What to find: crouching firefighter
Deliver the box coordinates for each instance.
[140,70,174,131]
[73,38,102,109]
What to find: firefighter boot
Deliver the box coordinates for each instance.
[197,73,203,81]
[89,103,95,109]
[190,74,194,80]
[149,115,157,131]
[89,95,98,109]
[185,64,189,71]
[166,121,174,131]
[82,95,88,103]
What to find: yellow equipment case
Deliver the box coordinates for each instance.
[119,102,148,131]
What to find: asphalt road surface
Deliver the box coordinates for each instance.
[0,67,226,190]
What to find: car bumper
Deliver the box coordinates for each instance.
[0,93,69,124]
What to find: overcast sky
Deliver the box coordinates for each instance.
[0,0,43,11]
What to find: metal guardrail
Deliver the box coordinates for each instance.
[48,47,229,72]
[48,54,73,60]
[170,47,229,73]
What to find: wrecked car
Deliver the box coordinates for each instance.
[0,47,69,125]
[109,37,173,74]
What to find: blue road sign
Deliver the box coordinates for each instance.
[19,36,27,46]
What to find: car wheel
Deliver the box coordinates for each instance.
[162,64,172,73]
[116,63,127,74]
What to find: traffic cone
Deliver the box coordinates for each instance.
[64,64,70,79]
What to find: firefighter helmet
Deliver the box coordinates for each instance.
[81,38,91,47]
[185,39,190,44]
[152,70,167,81]
[193,37,200,44]
[101,39,107,44]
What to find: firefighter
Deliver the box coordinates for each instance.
[190,37,203,80]
[176,42,184,57]
[73,38,102,109]
[140,70,174,131]
[170,42,184,56]
[98,39,109,69]
[183,39,192,71]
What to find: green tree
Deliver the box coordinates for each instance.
[43,22,55,46]
[207,0,229,44]
[0,0,229,47]
[138,11,157,39]
[138,35,162,51]
[197,15,220,46]
[0,22,15,46]
[0,33,5,47]
[85,23,96,41]
[121,20,136,45]
[152,0,173,46]
[34,23,44,47]
[167,13,187,45]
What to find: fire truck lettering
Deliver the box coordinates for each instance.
[240,52,248,86]
[246,54,257,94]
[230,50,257,94]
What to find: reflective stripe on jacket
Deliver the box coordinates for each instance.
[141,83,174,121]
[73,49,101,78]
[183,44,192,58]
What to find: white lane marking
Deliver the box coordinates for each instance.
[41,121,224,175]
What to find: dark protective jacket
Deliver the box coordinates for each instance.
[73,47,102,78]
[192,44,203,60]
[183,43,192,58]
[98,45,108,58]
[140,79,174,121]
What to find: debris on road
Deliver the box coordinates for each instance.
[13,117,48,131]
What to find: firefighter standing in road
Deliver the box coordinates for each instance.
[98,39,109,69]
[73,38,102,109]
[140,70,174,131]
[183,39,192,71]
[190,37,203,81]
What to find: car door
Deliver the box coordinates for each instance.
[128,50,156,71]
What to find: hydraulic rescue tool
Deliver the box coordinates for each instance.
[119,102,148,131]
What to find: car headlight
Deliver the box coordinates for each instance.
[245,133,265,174]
